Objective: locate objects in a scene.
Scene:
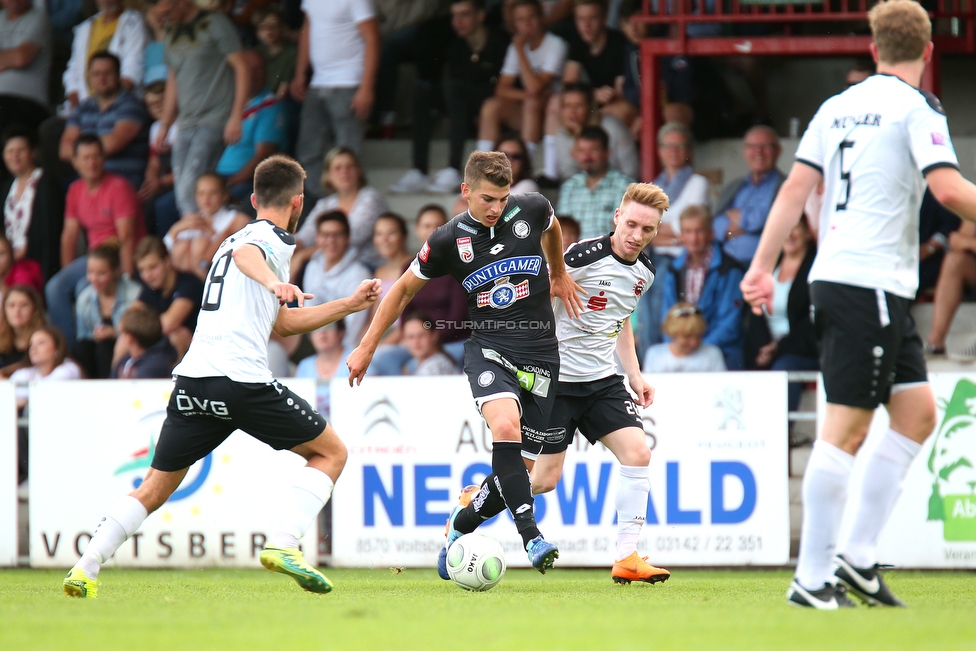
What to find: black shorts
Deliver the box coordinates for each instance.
[811,281,928,410]
[522,375,643,459]
[152,376,326,472]
[462,339,559,448]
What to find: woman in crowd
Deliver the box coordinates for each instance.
[0,284,47,377]
[743,215,819,411]
[373,212,413,301]
[295,319,352,419]
[402,312,459,376]
[642,303,727,372]
[73,241,143,379]
[497,136,539,194]
[296,147,389,269]
[0,235,42,296]
[164,173,251,279]
[1,126,64,283]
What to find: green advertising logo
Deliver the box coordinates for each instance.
[927,379,976,541]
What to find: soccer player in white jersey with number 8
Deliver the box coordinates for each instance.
[63,156,382,598]
[742,0,976,609]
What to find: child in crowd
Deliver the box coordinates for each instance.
[295,319,352,418]
[139,81,178,235]
[73,241,143,379]
[557,214,580,251]
[164,173,251,279]
[132,236,202,360]
[253,5,299,152]
[642,302,727,372]
[402,312,459,376]
[0,284,47,377]
[111,305,177,379]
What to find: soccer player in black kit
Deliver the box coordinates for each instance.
[348,151,584,575]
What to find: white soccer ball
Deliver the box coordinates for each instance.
[446,533,507,592]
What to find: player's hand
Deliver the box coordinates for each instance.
[740,266,774,316]
[630,374,654,408]
[270,282,313,307]
[349,278,382,312]
[550,272,586,319]
[347,345,375,387]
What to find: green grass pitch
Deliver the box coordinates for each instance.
[2,568,974,650]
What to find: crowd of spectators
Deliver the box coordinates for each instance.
[2,0,972,453]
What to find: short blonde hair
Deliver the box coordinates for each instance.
[869,0,931,64]
[663,302,707,338]
[678,204,712,230]
[619,182,670,213]
[464,151,513,189]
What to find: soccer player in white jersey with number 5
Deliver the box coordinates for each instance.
[527,183,671,585]
[742,0,976,609]
[63,156,381,598]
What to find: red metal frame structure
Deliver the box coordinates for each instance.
[637,0,976,179]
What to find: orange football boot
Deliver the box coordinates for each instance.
[611,552,671,584]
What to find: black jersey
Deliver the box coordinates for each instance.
[409,192,557,349]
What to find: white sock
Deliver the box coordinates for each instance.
[526,141,538,160]
[795,440,854,591]
[476,139,494,153]
[543,135,558,179]
[616,465,650,561]
[269,466,335,549]
[77,495,148,578]
[840,428,921,568]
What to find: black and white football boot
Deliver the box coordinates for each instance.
[834,555,906,607]
[787,579,857,610]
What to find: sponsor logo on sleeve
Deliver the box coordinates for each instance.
[932,132,947,146]
[419,241,430,263]
[457,237,474,263]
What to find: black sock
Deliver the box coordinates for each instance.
[453,474,506,534]
[493,441,541,548]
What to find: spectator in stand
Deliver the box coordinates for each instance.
[139,81,178,236]
[497,135,539,194]
[60,51,151,190]
[925,217,976,358]
[0,283,45,376]
[402,312,460,375]
[389,0,508,195]
[0,0,51,136]
[743,215,818,411]
[476,0,567,162]
[918,188,959,296]
[0,235,35,295]
[845,58,874,88]
[295,319,350,418]
[165,172,251,279]
[110,304,176,378]
[2,126,63,283]
[634,121,710,355]
[291,0,380,195]
[541,82,637,183]
[131,235,201,358]
[73,240,142,379]
[611,0,641,137]
[142,2,167,87]
[253,6,298,151]
[372,211,413,302]
[215,49,286,210]
[295,146,388,269]
[47,135,145,347]
[713,125,785,265]
[293,210,371,349]
[642,303,726,372]
[660,205,745,369]
[555,125,633,240]
[151,0,249,216]
[63,0,148,110]
[557,214,580,251]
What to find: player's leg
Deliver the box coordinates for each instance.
[63,467,189,598]
[529,450,567,496]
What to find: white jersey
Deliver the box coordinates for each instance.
[174,219,294,383]
[554,234,655,382]
[796,74,959,299]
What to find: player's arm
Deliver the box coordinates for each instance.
[274,278,381,337]
[347,270,428,386]
[926,167,976,224]
[543,218,585,318]
[741,162,822,315]
[232,243,311,306]
[616,315,653,407]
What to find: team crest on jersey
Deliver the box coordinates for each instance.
[634,278,646,296]
[477,276,530,309]
[457,237,474,263]
[419,241,430,263]
[513,220,530,239]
